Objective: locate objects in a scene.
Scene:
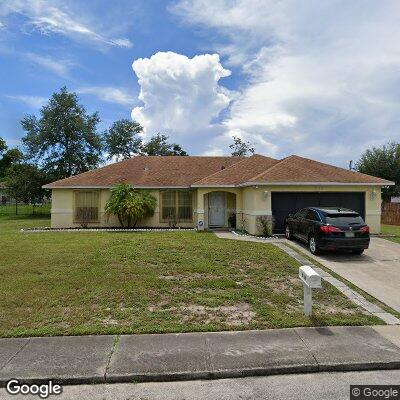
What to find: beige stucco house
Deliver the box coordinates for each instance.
[43,154,393,234]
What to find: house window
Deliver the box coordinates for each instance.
[178,191,192,220]
[74,191,100,223]
[161,190,193,222]
[161,190,176,221]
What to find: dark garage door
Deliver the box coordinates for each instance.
[271,192,365,233]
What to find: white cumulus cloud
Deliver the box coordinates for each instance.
[131,52,232,143]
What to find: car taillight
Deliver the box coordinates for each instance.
[320,225,342,233]
[360,225,370,233]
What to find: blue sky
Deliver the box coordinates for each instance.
[1,1,400,167]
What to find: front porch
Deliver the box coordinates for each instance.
[195,189,242,231]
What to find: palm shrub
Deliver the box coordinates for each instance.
[105,183,156,227]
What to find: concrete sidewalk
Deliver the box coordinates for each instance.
[0,326,400,386]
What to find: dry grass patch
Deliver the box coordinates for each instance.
[148,303,256,327]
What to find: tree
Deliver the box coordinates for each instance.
[356,142,400,200]
[104,119,143,161]
[229,136,255,156]
[4,164,47,214]
[21,87,103,181]
[141,133,188,156]
[105,183,157,227]
[0,137,6,154]
[0,148,24,179]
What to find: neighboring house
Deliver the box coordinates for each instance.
[43,154,393,234]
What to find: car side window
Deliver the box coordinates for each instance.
[295,209,307,218]
[306,210,316,220]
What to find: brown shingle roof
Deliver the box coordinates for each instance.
[192,154,279,186]
[43,156,243,188]
[44,154,394,189]
[247,155,393,185]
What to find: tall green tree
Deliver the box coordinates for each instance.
[0,148,24,178]
[104,119,143,161]
[356,142,400,200]
[21,87,103,181]
[141,133,188,156]
[229,136,255,156]
[0,137,24,180]
[4,164,47,214]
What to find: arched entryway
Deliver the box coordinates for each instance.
[205,191,237,229]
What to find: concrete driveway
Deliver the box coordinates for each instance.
[288,237,400,313]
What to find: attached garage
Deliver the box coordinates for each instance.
[271,192,366,233]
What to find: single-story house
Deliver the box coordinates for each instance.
[43,154,393,234]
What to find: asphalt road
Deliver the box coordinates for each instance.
[2,370,400,400]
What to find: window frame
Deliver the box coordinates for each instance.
[160,189,194,223]
[160,190,177,222]
[73,190,101,224]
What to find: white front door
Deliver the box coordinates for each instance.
[208,192,226,226]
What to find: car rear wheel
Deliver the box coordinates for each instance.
[285,225,293,240]
[352,249,364,255]
[309,235,320,255]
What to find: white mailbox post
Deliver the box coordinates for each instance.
[299,266,322,317]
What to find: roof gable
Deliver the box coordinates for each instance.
[192,154,279,186]
[247,155,393,185]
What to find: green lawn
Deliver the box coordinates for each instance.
[381,224,400,244]
[0,215,381,338]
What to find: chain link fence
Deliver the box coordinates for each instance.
[0,199,51,216]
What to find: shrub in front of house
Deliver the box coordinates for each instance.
[256,215,275,237]
[105,183,156,228]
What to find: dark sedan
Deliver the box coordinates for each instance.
[284,207,370,255]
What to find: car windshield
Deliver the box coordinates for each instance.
[325,213,364,225]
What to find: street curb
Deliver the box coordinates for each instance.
[104,360,400,383]
[1,361,400,387]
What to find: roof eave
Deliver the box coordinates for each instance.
[43,185,112,189]
[43,185,193,189]
[190,184,237,188]
[239,181,395,187]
